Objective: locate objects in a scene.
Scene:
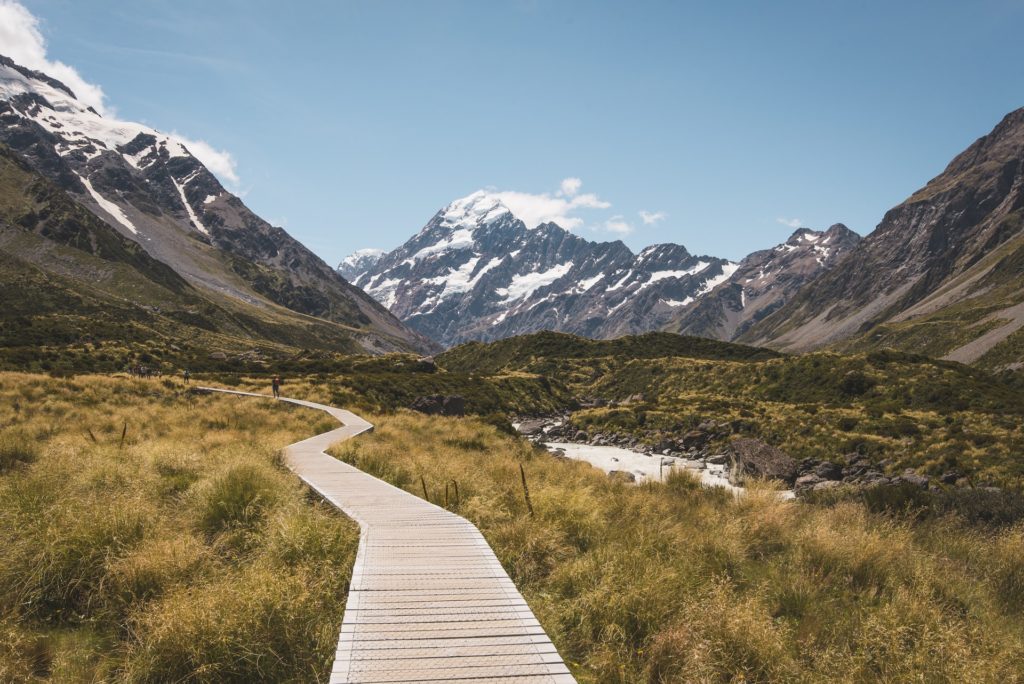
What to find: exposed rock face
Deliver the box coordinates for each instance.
[667,225,861,340]
[727,438,799,485]
[742,107,1024,367]
[0,54,431,354]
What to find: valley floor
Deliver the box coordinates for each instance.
[2,372,1023,683]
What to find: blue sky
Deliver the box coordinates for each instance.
[9,0,1024,263]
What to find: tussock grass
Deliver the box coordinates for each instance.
[0,372,357,682]
[333,412,1024,683]
[0,427,37,471]
[440,335,1024,486]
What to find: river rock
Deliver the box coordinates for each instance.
[940,470,963,485]
[681,430,709,449]
[898,470,930,488]
[727,438,799,485]
[608,470,636,483]
[856,470,890,486]
[813,461,844,481]
[795,473,825,492]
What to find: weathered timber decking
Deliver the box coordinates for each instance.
[201,388,575,684]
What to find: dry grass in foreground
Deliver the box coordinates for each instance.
[332,412,1024,684]
[0,373,358,682]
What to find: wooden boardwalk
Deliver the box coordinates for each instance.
[201,388,575,684]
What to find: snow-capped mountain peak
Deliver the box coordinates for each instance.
[439,190,512,230]
[1,56,192,177]
[0,53,431,354]
[337,248,386,281]
[341,194,747,347]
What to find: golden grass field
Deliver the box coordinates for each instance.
[2,371,1023,682]
[332,413,1024,683]
[0,373,357,682]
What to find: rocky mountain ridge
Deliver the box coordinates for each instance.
[666,224,861,340]
[342,191,853,348]
[741,106,1024,369]
[0,54,431,354]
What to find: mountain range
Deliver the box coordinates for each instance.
[2,52,1020,372]
[740,107,1024,369]
[342,109,1023,370]
[341,192,859,348]
[0,54,431,359]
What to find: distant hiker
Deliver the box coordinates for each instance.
[182,369,191,384]
[272,375,281,398]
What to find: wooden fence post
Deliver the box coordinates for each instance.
[519,463,534,517]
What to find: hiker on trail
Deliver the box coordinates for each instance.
[272,375,281,398]
[182,369,190,384]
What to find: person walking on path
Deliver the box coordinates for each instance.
[272,375,281,398]
[182,369,190,384]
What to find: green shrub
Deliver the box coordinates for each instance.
[840,369,876,396]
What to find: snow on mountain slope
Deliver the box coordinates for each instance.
[666,225,862,341]
[0,54,431,354]
[338,248,386,281]
[341,190,738,347]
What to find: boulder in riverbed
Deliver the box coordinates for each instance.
[516,419,547,436]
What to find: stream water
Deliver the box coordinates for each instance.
[543,441,794,499]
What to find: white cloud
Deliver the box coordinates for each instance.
[489,180,610,230]
[776,217,803,228]
[639,210,666,225]
[171,132,240,186]
[558,177,582,197]
[603,215,634,235]
[0,0,109,115]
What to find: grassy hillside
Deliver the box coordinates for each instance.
[439,330,780,375]
[0,374,356,682]
[438,333,1024,487]
[332,413,1024,683]
[3,367,1022,681]
[203,360,574,420]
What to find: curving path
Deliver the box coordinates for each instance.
[200,388,575,684]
